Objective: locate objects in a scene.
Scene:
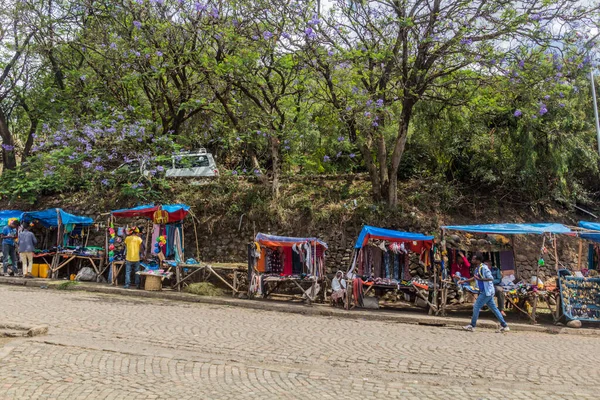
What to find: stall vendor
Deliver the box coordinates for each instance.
[331,270,347,307]
[451,251,472,302]
[451,251,471,278]
[491,263,506,317]
[1,218,19,276]
[124,227,144,289]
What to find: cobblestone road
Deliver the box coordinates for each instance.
[0,285,598,399]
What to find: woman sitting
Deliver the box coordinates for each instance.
[331,270,347,307]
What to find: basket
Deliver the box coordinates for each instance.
[144,274,162,291]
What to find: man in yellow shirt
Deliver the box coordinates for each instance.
[124,227,144,289]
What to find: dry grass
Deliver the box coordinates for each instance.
[184,282,225,297]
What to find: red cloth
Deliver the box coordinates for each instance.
[283,247,293,275]
[451,254,471,278]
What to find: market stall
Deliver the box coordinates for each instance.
[108,204,190,287]
[440,223,591,323]
[22,209,101,279]
[247,233,327,303]
[346,226,437,312]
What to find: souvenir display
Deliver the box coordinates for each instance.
[559,275,600,321]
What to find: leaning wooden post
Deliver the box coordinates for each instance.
[144,219,151,259]
[553,234,559,273]
[440,228,448,316]
[577,238,583,271]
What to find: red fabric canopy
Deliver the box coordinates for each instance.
[111,205,159,220]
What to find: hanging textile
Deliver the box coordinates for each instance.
[257,248,267,272]
[393,253,400,280]
[353,278,364,307]
[357,249,364,275]
[383,251,390,279]
[151,224,160,251]
[499,251,514,271]
[402,254,411,281]
[268,249,283,273]
[283,247,293,275]
[173,228,183,264]
[291,249,303,274]
[165,224,182,257]
[153,210,169,224]
[371,246,382,278]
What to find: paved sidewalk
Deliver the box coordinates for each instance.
[0,276,595,336]
[0,285,599,399]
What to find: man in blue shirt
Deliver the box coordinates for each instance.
[1,219,19,276]
[459,254,509,332]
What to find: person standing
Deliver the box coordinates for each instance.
[18,224,37,278]
[1,219,19,276]
[490,263,506,317]
[461,254,510,332]
[124,227,143,289]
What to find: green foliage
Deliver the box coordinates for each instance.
[1,0,599,207]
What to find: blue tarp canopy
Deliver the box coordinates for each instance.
[23,209,94,228]
[255,233,328,249]
[0,210,24,227]
[577,221,600,242]
[442,223,575,235]
[354,225,434,249]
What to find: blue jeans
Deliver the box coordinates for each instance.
[2,243,18,274]
[125,261,141,287]
[471,293,507,328]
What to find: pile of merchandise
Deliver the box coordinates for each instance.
[559,275,600,321]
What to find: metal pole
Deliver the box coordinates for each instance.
[591,70,600,156]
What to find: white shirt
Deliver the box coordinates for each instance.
[332,277,346,291]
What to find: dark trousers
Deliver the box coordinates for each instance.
[2,243,18,274]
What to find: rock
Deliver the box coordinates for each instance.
[27,325,49,337]
[566,320,582,329]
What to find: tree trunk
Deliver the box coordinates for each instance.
[22,117,38,162]
[0,108,17,171]
[387,101,415,207]
[20,100,38,162]
[358,142,382,201]
[270,136,281,198]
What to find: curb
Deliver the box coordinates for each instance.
[0,322,49,337]
[1,277,598,337]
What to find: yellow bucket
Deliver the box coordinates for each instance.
[38,264,50,279]
[31,264,39,277]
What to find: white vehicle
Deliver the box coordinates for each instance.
[165,148,219,178]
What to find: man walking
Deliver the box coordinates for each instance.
[1,218,19,276]
[18,223,37,278]
[461,254,510,332]
[124,227,143,289]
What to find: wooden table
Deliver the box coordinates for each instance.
[51,253,106,279]
[173,263,243,296]
[111,261,126,285]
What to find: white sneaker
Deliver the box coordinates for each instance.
[463,325,474,332]
[499,326,510,333]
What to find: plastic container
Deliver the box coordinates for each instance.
[31,264,39,278]
[38,264,50,279]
